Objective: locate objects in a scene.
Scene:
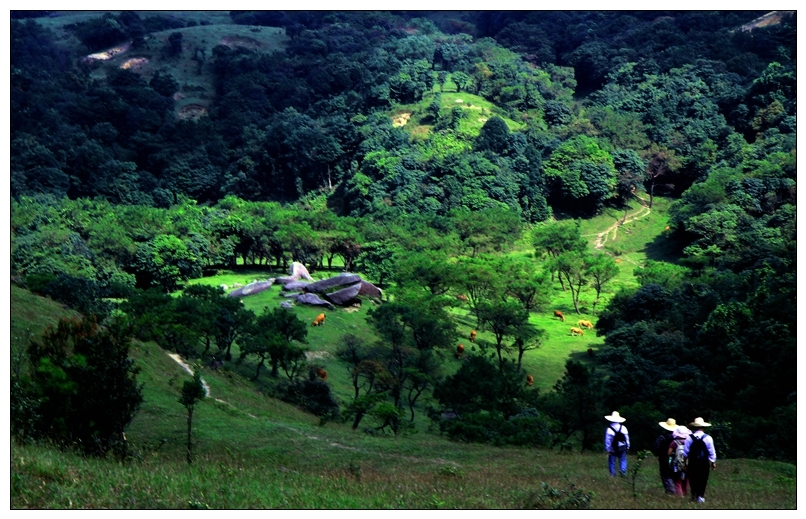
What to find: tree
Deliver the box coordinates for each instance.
[213,298,255,361]
[552,251,590,314]
[585,253,620,315]
[531,219,586,289]
[167,31,183,56]
[475,116,511,154]
[477,299,530,369]
[645,146,681,208]
[543,360,605,451]
[179,370,206,464]
[242,307,307,378]
[23,316,143,457]
[433,352,528,420]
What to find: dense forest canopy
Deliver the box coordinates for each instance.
[9,10,796,462]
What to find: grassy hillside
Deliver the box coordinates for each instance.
[36,11,288,120]
[9,285,796,509]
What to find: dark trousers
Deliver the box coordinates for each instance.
[659,457,675,494]
[687,460,711,499]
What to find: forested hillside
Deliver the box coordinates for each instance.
[10,10,796,470]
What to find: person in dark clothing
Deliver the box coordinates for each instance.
[653,418,677,495]
[683,417,717,503]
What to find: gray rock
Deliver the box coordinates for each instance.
[276,261,314,284]
[282,280,310,291]
[357,280,383,299]
[296,293,335,309]
[279,300,294,309]
[325,282,362,305]
[305,273,362,294]
[227,280,274,298]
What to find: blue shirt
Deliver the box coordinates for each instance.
[604,422,630,453]
[683,430,716,462]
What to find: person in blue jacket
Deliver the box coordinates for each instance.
[604,411,630,476]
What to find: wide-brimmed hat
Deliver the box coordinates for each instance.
[659,418,677,431]
[605,411,626,423]
[673,426,692,439]
[689,417,712,428]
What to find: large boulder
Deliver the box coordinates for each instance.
[276,261,314,284]
[325,282,362,306]
[228,279,274,298]
[282,280,310,291]
[357,280,383,299]
[296,292,335,309]
[305,273,362,294]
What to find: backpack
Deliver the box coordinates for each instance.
[669,439,686,473]
[653,432,672,457]
[688,433,710,462]
[610,425,627,452]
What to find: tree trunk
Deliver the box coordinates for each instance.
[186,407,194,464]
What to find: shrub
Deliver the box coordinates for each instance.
[276,379,340,421]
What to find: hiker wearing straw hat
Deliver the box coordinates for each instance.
[603,411,630,476]
[683,417,717,503]
[653,418,678,494]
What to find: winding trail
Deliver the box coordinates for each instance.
[581,194,652,267]
[165,352,460,468]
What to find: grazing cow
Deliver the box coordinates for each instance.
[316,368,328,381]
[312,313,326,326]
[570,327,584,336]
[469,330,477,342]
[554,310,565,322]
[456,343,465,358]
[577,320,594,329]
[615,258,622,263]
[457,294,468,303]
[526,374,534,386]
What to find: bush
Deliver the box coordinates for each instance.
[276,379,340,421]
[438,408,553,447]
[16,316,144,457]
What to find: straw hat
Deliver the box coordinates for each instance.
[604,411,626,423]
[659,418,677,431]
[689,417,712,428]
[673,426,692,439]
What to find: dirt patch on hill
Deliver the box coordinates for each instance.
[392,112,412,127]
[221,35,263,50]
[178,104,208,120]
[82,41,132,63]
[737,11,794,32]
[121,57,149,70]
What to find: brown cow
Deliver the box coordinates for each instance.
[526,374,534,386]
[577,320,594,329]
[469,330,477,342]
[554,310,565,322]
[316,368,328,381]
[457,294,468,303]
[570,327,585,336]
[312,313,326,326]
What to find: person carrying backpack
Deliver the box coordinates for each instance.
[604,411,630,476]
[653,418,678,494]
[683,417,717,503]
[668,425,691,496]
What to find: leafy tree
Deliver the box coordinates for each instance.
[213,297,255,361]
[433,352,529,420]
[179,370,206,464]
[531,219,586,289]
[23,316,143,457]
[477,299,530,369]
[585,253,620,315]
[543,359,605,451]
[475,116,511,154]
[241,307,308,379]
[551,251,590,315]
